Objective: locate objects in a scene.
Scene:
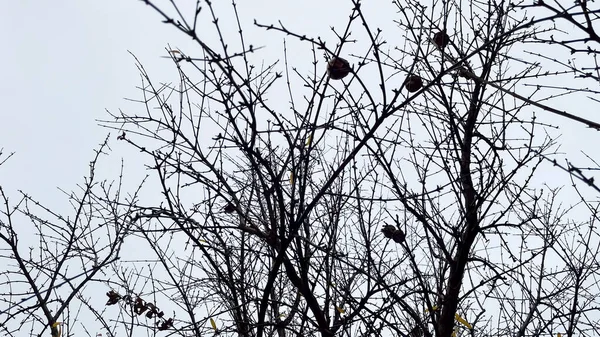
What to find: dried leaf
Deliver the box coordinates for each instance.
[210,317,217,331]
[51,322,62,337]
[454,313,472,329]
[134,297,147,315]
[425,305,438,312]
[336,306,345,314]
[289,172,294,185]
[158,318,173,331]
[106,290,121,306]
[305,135,312,146]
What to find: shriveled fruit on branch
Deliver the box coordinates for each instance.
[381,225,397,239]
[106,290,121,306]
[404,75,423,92]
[134,297,147,315]
[145,302,164,319]
[121,294,132,304]
[392,229,406,243]
[223,203,236,213]
[381,225,406,243]
[327,57,352,80]
[433,30,450,49]
[158,318,174,331]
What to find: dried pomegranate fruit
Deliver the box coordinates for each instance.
[327,57,352,80]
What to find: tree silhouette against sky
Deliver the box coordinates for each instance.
[2,1,600,337]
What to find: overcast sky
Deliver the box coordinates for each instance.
[2,1,598,204]
[0,1,402,202]
[0,2,399,334]
[2,1,599,335]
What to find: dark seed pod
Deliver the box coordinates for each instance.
[106,290,121,306]
[223,203,236,213]
[405,75,423,92]
[327,57,351,80]
[433,30,450,49]
[392,229,406,243]
[381,225,397,239]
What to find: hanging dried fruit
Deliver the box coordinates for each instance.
[327,57,352,80]
[106,290,121,306]
[433,30,450,49]
[405,75,423,92]
[381,225,397,239]
[158,318,173,331]
[223,203,236,213]
[145,302,159,318]
[392,229,406,243]
[134,297,147,315]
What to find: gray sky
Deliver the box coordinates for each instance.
[1,1,599,336]
[2,1,597,204]
[0,1,383,334]
[0,0,390,202]
[1,1,169,199]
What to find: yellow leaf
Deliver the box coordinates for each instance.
[278,313,286,318]
[289,172,294,184]
[305,135,312,146]
[336,306,345,314]
[425,305,438,312]
[454,313,472,329]
[557,334,562,337]
[51,322,62,337]
[210,318,217,331]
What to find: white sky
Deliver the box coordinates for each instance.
[0,1,400,201]
[0,1,399,334]
[2,1,597,203]
[1,1,599,336]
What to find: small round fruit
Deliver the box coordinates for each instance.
[392,229,406,243]
[223,203,236,213]
[433,31,450,49]
[327,57,351,80]
[404,75,423,92]
[381,225,396,239]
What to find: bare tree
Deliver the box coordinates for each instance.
[0,138,134,337]
[0,1,591,337]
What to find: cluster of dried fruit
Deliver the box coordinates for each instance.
[381,225,405,243]
[327,31,451,93]
[106,290,173,331]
